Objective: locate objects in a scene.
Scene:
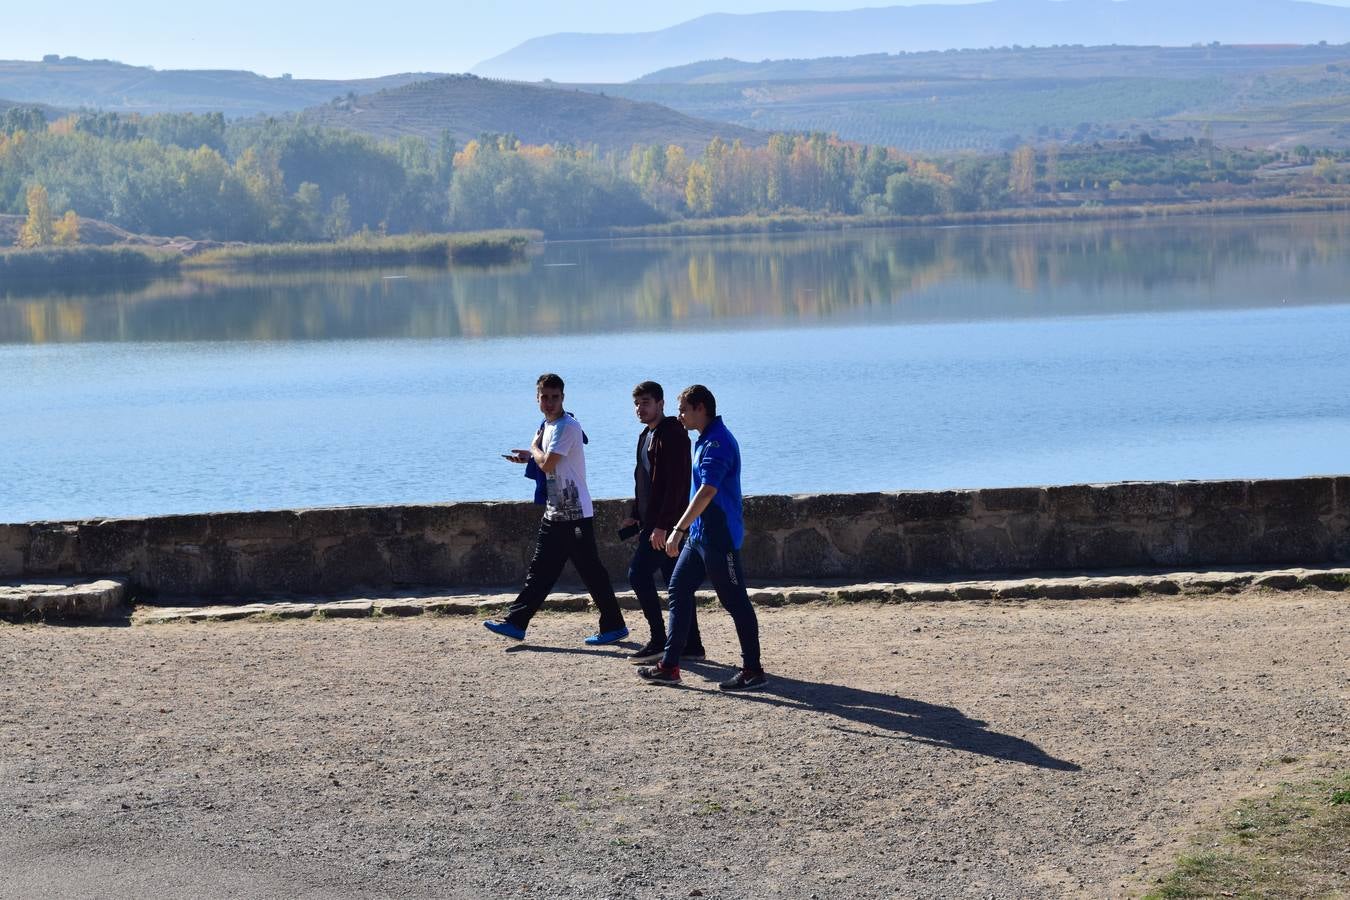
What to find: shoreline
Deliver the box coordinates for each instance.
[5,197,1350,279]
[558,194,1350,241]
[0,230,538,280]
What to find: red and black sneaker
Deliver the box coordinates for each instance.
[636,662,682,686]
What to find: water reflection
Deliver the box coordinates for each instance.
[3,213,1350,344]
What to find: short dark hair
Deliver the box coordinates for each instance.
[536,373,564,392]
[678,384,716,417]
[632,380,663,401]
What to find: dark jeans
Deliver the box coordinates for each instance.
[662,541,760,672]
[627,527,701,650]
[503,517,626,632]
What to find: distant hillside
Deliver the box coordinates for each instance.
[638,43,1350,85]
[472,0,1350,83]
[298,75,766,151]
[0,57,443,116]
[582,43,1350,152]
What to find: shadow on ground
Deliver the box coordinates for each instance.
[507,640,1079,772]
[690,659,1081,771]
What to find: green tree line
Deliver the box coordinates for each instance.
[3,106,1345,245]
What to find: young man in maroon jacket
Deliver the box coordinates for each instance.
[621,381,704,663]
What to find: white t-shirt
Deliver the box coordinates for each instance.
[542,415,594,521]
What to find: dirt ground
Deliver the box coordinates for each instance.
[1,589,1346,899]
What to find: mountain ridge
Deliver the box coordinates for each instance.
[471,0,1350,83]
[0,57,445,116]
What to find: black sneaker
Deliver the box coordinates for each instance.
[627,642,664,664]
[637,663,682,686]
[719,669,768,692]
[683,646,707,660]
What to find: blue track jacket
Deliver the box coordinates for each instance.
[688,416,744,551]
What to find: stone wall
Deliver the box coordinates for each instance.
[2,476,1347,598]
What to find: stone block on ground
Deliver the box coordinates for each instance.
[1253,572,1301,590]
[543,593,590,612]
[373,599,427,617]
[903,586,960,603]
[0,578,127,621]
[1083,580,1142,599]
[1298,569,1350,591]
[1135,577,1182,596]
[313,600,375,619]
[424,598,482,615]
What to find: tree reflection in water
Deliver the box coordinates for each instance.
[4,213,1350,344]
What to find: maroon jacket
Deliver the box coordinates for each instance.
[630,416,692,531]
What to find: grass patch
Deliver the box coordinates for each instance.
[0,231,536,280]
[693,799,726,816]
[184,230,537,271]
[0,244,178,279]
[1146,769,1350,899]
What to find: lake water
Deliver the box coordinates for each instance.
[4,213,1350,523]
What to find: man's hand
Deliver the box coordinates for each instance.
[664,529,683,558]
[621,517,639,529]
[505,449,530,464]
[650,527,667,551]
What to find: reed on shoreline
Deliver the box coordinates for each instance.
[0,245,178,279]
[0,231,538,281]
[585,195,1350,240]
[183,230,538,270]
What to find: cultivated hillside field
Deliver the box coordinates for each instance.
[299,75,768,152]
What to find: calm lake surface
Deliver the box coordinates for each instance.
[4,213,1350,523]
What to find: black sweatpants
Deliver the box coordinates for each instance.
[503,517,626,632]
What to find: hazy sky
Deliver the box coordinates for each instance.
[8,0,1350,79]
[14,0,992,78]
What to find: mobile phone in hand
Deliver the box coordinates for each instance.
[616,523,641,541]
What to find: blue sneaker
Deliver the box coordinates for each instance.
[483,619,526,641]
[583,626,629,646]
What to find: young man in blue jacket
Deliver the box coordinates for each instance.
[637,384,766,690]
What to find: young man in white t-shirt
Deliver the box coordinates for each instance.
[484,373,629,645]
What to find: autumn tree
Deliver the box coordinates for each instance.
[1010,145,1036,200]
[53,210,80,245]
[18,184,54,247]
[685,161,713,216]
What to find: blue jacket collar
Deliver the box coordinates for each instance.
[696,416,726,447]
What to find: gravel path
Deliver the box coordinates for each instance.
[2,590,1346,899]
